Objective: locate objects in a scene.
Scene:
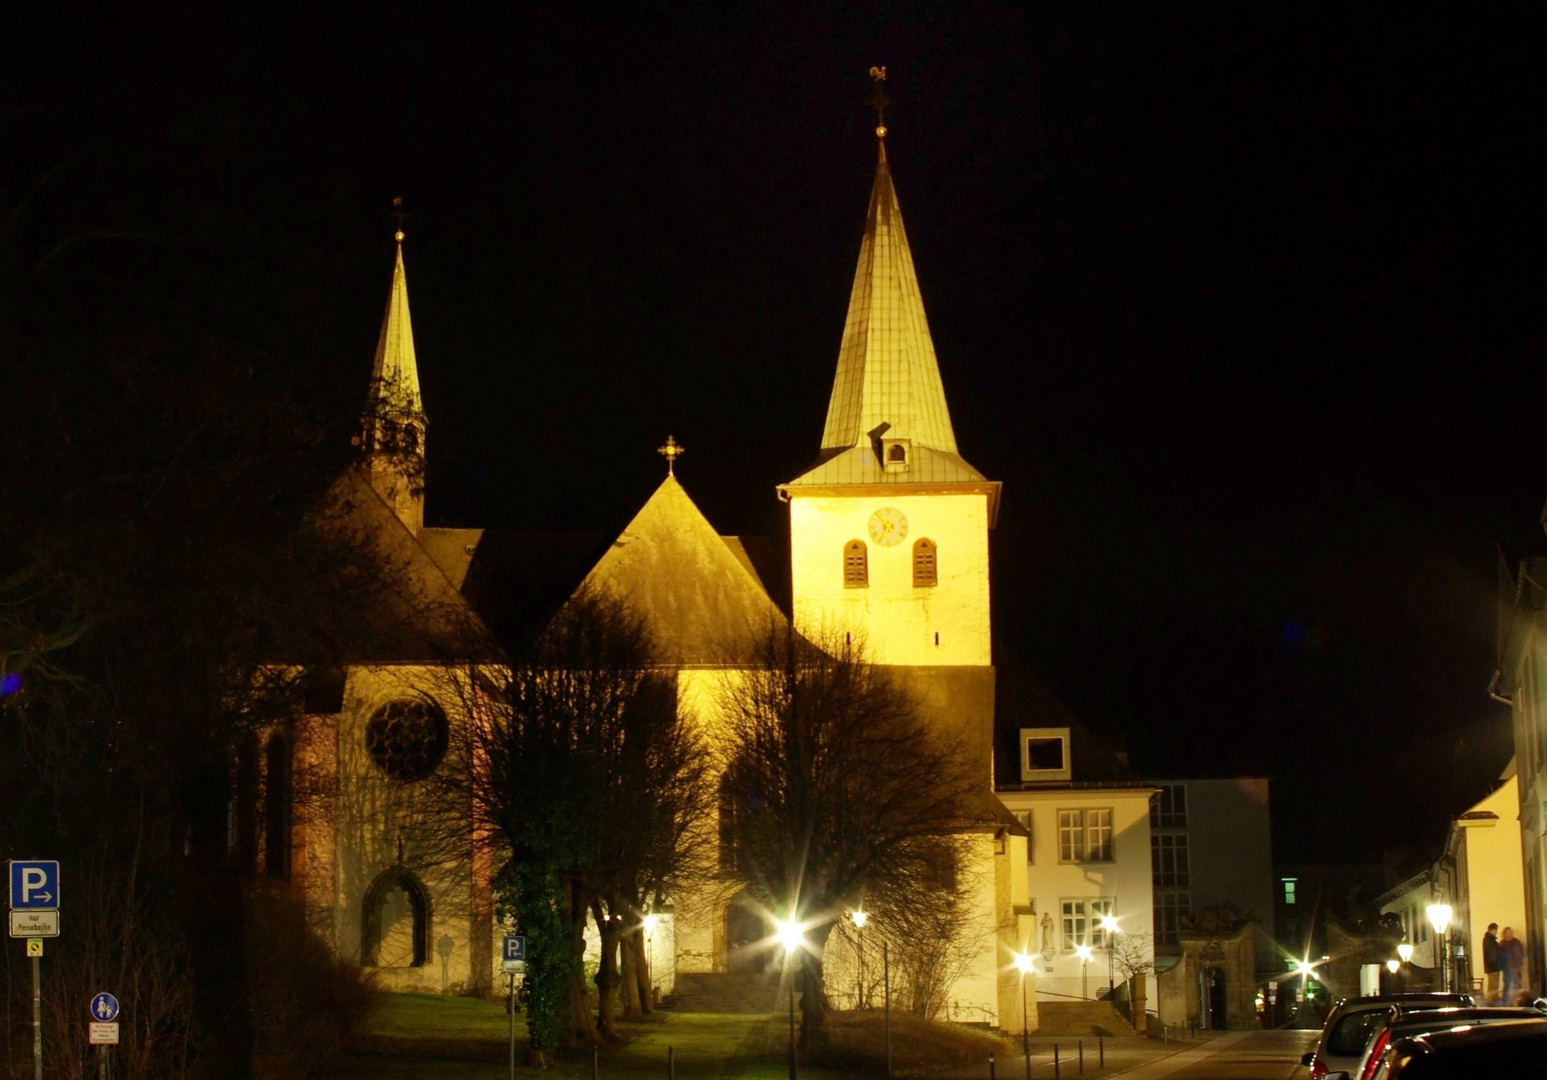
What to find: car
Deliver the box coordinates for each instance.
[1345,1005,1545,1080]
[1299,994,1473,1080]
[1370,1016,1547,1078]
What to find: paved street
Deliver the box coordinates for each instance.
[1106,1030,1315,1080]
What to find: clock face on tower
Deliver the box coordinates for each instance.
[868,506,909,547]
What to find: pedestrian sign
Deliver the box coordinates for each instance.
[8,861,59,910]
[91,993,120,1022]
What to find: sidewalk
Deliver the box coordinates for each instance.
[942,1030,1230,1080]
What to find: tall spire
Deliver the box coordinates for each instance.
[364,205,427,535]
[817,76,958,456]
[369,234,424,420]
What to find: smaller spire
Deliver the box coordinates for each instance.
[868,65,889,140]
[657,435,686,477]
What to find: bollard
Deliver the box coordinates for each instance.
[1054,1043,1060,1080]
[1078,1039,1084,1075]
[1099,1036,1105,1067]
[989,1050,996,1080]
[668,1046,675,1080]
[592,1044,598,1080]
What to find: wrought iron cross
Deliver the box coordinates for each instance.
[657,435,686,476]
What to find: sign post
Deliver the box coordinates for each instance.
[10,861,60,1080]
[502,935,525,1080]
[91,993,121,1078]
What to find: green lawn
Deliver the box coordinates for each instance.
[319,995,1016,1079]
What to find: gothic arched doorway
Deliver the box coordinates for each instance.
[362,868,432,967]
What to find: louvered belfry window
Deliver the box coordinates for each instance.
[912,538,938,587]
[843,540,869,588]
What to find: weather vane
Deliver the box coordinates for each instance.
[657,434,686,476]
[868,65,889,139]
[391,196,409,243]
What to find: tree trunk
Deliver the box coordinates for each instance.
[558,876,599,1048]
[620,927,652,1017]
[797,929,832,1051]
[592,898,622,1040]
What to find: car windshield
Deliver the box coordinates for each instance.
[1328,1010,1387,1057]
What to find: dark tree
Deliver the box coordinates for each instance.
[715,626,982,1048]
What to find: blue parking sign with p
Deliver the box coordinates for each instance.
[503,934,525,963]
[9,862,59,910]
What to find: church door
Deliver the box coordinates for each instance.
[725,895,766,973]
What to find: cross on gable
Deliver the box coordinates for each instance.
[657,435,686,476]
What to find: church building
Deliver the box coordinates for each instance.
[261,119,1036,1029]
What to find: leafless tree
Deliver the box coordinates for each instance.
[714,625,982,1048]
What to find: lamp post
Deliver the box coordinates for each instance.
[1077,945,1093,1001]
[1426,904,1452,992]
[1099,913,1119,1007]
[1013,951,1034,1080]
[643,914,659,1003]
[778,919,803,1080]
[1296,959,1314,1011]
[850,909,868,1009]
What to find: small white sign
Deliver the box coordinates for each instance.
[502,958,526,975]
[89,1022,119,1045]
[10,911,59,938]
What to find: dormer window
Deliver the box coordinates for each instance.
[882,437,911,473]
[1019,727,1071,782]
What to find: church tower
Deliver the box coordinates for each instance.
[363,227,427,535]
[779,108,1000,670]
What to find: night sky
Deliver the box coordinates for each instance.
[13,5,1544,863]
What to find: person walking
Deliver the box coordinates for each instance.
[1500,926,1525,1004]
[1483,923,1502,1003]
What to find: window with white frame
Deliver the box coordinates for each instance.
[1020,727,1072,782]
[1152,833,1189,887]
[1058,808,1114,863]
[1061,898,1115,951]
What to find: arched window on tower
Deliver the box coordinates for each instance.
[361,868,432,967]
[912,538,938,588]
[264,732,291,880]
[843,540,869,588]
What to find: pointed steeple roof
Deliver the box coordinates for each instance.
[579,475,785,664]
[782,136,994,497]
[820,140,956,455]
[369,242,424,418]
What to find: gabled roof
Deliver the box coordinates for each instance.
[818,140,957,456]
[369,243,424,418]
[304,469,489,662]
[578,475,785,664]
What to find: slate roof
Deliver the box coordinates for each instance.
[578,475,786,664]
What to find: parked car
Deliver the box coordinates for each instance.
[1369,1016,1547,1078]
[1299,994,1473,1080]
[1346,1006,1544,1080]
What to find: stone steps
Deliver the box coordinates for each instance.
[660,972,790,1014]
[1034,1001,1137,1037]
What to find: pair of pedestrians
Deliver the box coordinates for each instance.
[1482,922,1526,1003]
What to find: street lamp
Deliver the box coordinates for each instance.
[1386,960,1400,974]
[1099,913,1119,1007]
[850,909,868,1009]
[778,919,803,1080]
[1077,944,1093,1001]
[1426,904,1453,992]
[1397,941,1414,964]
[643,913,660,1001]
[1013,951,1034,1079]
[1296,959,1314,1009]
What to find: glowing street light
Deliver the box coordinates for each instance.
[1386,959,1400,974]
[849,909,868,1009]
[1397,942,1414,964]
[1427,904,1453,992]
[1099,913,1119,1006]
[1013,951,1034,1078]
[779,918,803,1080]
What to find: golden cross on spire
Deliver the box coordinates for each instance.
[391,196,409,243]
[657,435,686,477]
[868,66,889,139]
